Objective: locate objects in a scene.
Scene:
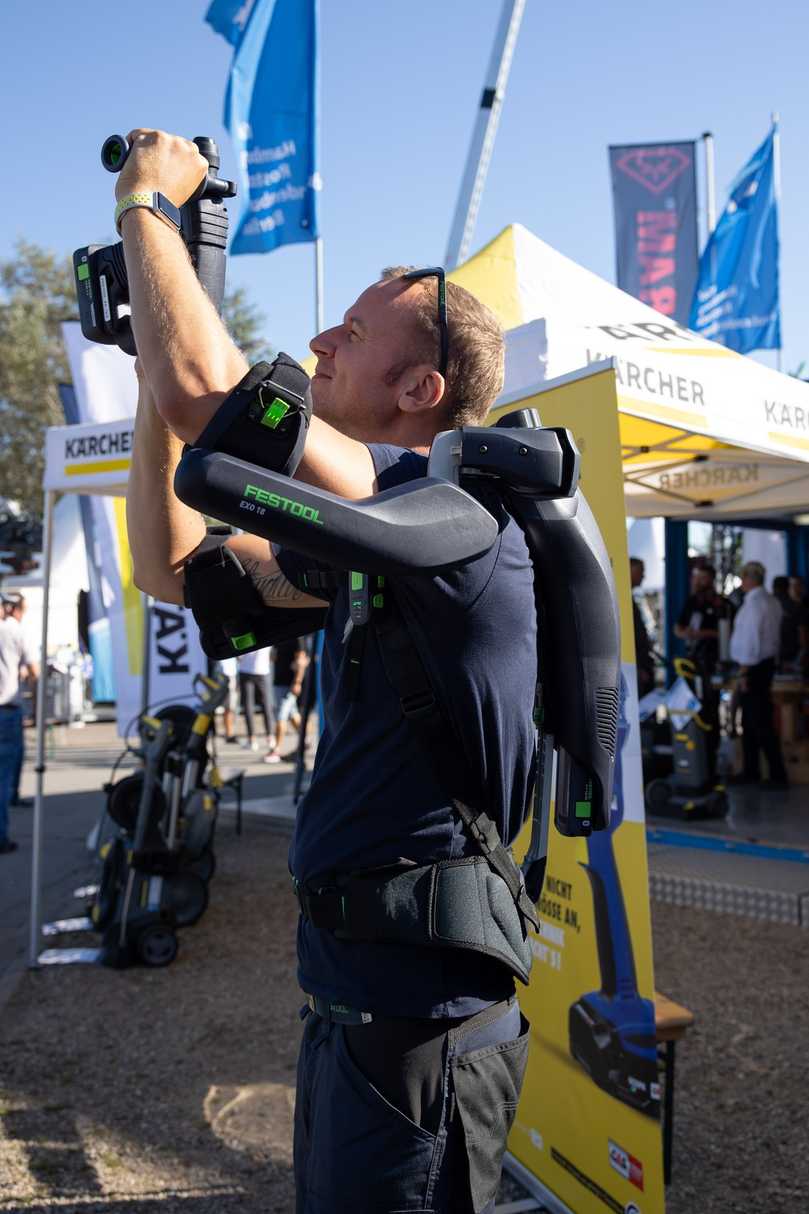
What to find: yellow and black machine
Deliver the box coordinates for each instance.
[645,658,728,820]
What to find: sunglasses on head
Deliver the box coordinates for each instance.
[401,266,448,379]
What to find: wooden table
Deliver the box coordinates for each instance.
[655,990,695,1185]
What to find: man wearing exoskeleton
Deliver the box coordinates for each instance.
[112,129,620,1213]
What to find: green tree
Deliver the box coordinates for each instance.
[0,241,77,516]
[221,284,275,363]
[0,241,274,519]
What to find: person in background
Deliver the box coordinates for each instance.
[729,561,788,788]
[629,558,655,696]
[214,655,239,743]
[773,576,807,668]
[270,636,309,761]
[674,563,730,760]
[2,594,35,810]
[237,646,278,759]
[0,593,38,852]
[786,577,809,673]
[674,563,731,674]
[789,574,809,609]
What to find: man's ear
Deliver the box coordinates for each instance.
[396,366,445,415]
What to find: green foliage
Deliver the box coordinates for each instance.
[221,284,275,364]
[0,242,274,519]
[0,241,77,516]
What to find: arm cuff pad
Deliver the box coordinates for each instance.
[183,528,327,660]
[193,352,312,476]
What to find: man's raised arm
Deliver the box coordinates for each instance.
[117,129,376,500]
[127,366,326,610]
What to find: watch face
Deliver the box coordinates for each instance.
[157,193,181,229]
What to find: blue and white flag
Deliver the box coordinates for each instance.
[206,0,320,255]
[689,126,780,353]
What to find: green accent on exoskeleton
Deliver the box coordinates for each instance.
[244,483,324,525]
[574,801,592,819]
[372,594,384,609]
[77,263,90,281]
[351,572,364,591]
[376,575,385,588]
[231,631,257,651]
[260,396,290,429]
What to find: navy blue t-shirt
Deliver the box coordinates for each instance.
[276,443,537,1017]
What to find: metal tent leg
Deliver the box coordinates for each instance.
[29,489,55,968]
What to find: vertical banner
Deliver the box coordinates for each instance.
[689,125,780,354]
[609,141,698,326]
[498,366,665,1214]
[60,326,206,734]
[207,0,320,255]
[57,382,114,701]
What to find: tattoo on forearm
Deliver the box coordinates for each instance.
[241,558,306,605]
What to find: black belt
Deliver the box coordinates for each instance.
[306,994,374,1025]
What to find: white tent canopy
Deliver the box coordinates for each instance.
[457,225,809,520]
[30,419,134,965]
[498,359,809,520]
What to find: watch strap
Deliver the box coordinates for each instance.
[115,191,182,235]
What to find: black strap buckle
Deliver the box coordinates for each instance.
[400,689,436,720]
[292,877,347,931]
[467,811,500,855]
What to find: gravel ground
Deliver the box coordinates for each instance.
[650,900,809,1214]
[1,814,807,1213]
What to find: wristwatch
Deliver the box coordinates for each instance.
[115,191,182,236]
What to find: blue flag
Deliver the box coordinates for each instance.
[689,126,780,353]
[205,0,254,47]
[206,0,320,255]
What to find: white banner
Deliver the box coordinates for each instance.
[60,329,205,734]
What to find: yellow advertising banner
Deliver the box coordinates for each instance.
[496,366,665,1214]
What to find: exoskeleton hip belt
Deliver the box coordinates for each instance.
[292,856,534,985]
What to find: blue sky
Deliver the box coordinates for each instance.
[1,1,805,370]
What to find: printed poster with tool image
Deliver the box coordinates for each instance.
[495,366,665,1214]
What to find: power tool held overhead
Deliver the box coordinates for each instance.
[73,135,236,356]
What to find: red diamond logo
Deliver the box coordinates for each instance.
[615,146,691,195]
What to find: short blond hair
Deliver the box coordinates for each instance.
[381,267,505,426]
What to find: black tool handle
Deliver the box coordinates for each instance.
[181,137,234,315]
[101,135,130,173]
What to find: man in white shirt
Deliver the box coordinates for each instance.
[0,595,38,852]
[729,562,788,787]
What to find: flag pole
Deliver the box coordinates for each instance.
[701,131,717,240]
[444,0,526,268]
[771,112,782,372]
[314,237,324,334]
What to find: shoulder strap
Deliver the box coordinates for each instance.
[372,591,467,800]
[372,586,538,933]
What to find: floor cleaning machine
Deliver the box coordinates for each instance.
[40,720,189,967]
[104,674,229,885]
[39,676,229,967]
[644,658,727,820]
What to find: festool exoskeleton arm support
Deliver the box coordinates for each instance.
[174,360,620,982]
[175,373,620,833]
